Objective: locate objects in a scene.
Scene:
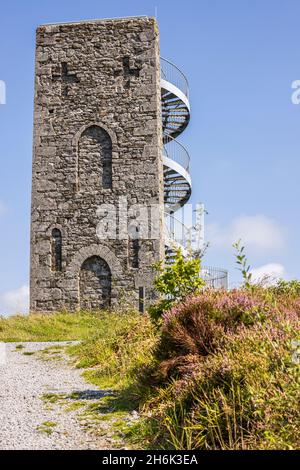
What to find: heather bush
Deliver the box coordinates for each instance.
[136,288,300,449]
[271,279,300,297]
[154,289,274,377]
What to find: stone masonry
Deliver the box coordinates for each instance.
[30,17,165,312]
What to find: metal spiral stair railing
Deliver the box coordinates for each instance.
[164,212,190,258]
[160,57,228,289]
[164,214,228,289]
[163,135,192,212]
[161,56,192,253]
[161,57,191,213]
[161,57,190,141]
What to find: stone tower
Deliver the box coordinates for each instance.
[30,17,165,312]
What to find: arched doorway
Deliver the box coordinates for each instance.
[79,256,111,310]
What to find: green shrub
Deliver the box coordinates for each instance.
[233,239,252,288]
[149,248,205,322]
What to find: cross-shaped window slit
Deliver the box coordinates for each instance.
[52,62,79,97]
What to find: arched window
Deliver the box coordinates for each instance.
[78,125,112,190]
[79,256,111,310]
[51,228,62,272]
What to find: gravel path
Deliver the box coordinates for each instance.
[0,342,122,450]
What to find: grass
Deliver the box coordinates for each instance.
[42,393,66,404]
[0,311,109,342]
[2,290,299,450]
[68,310,158,393]
[36,345,68,362]
[63,401,87,412]
[37,421,57,435]
[42,392,88,412]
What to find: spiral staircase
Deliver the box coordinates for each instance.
[161,58,191,213]
[160,57,228,289]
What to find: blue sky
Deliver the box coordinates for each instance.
[0,0,299,314]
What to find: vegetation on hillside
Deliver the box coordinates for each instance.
[68,311,157,392]
[1,249,299,450]
[134,286,300,449]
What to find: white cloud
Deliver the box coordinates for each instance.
[251,263,286,285]
[0,285,29,317]
[207,215,285,253]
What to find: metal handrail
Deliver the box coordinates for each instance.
[164,215,229,289]
[163,134,190,172]
[164,213,191,248]
[161,57,190,99]
[201,266,229,289]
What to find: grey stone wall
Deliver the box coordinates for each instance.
[30,17,164,312]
